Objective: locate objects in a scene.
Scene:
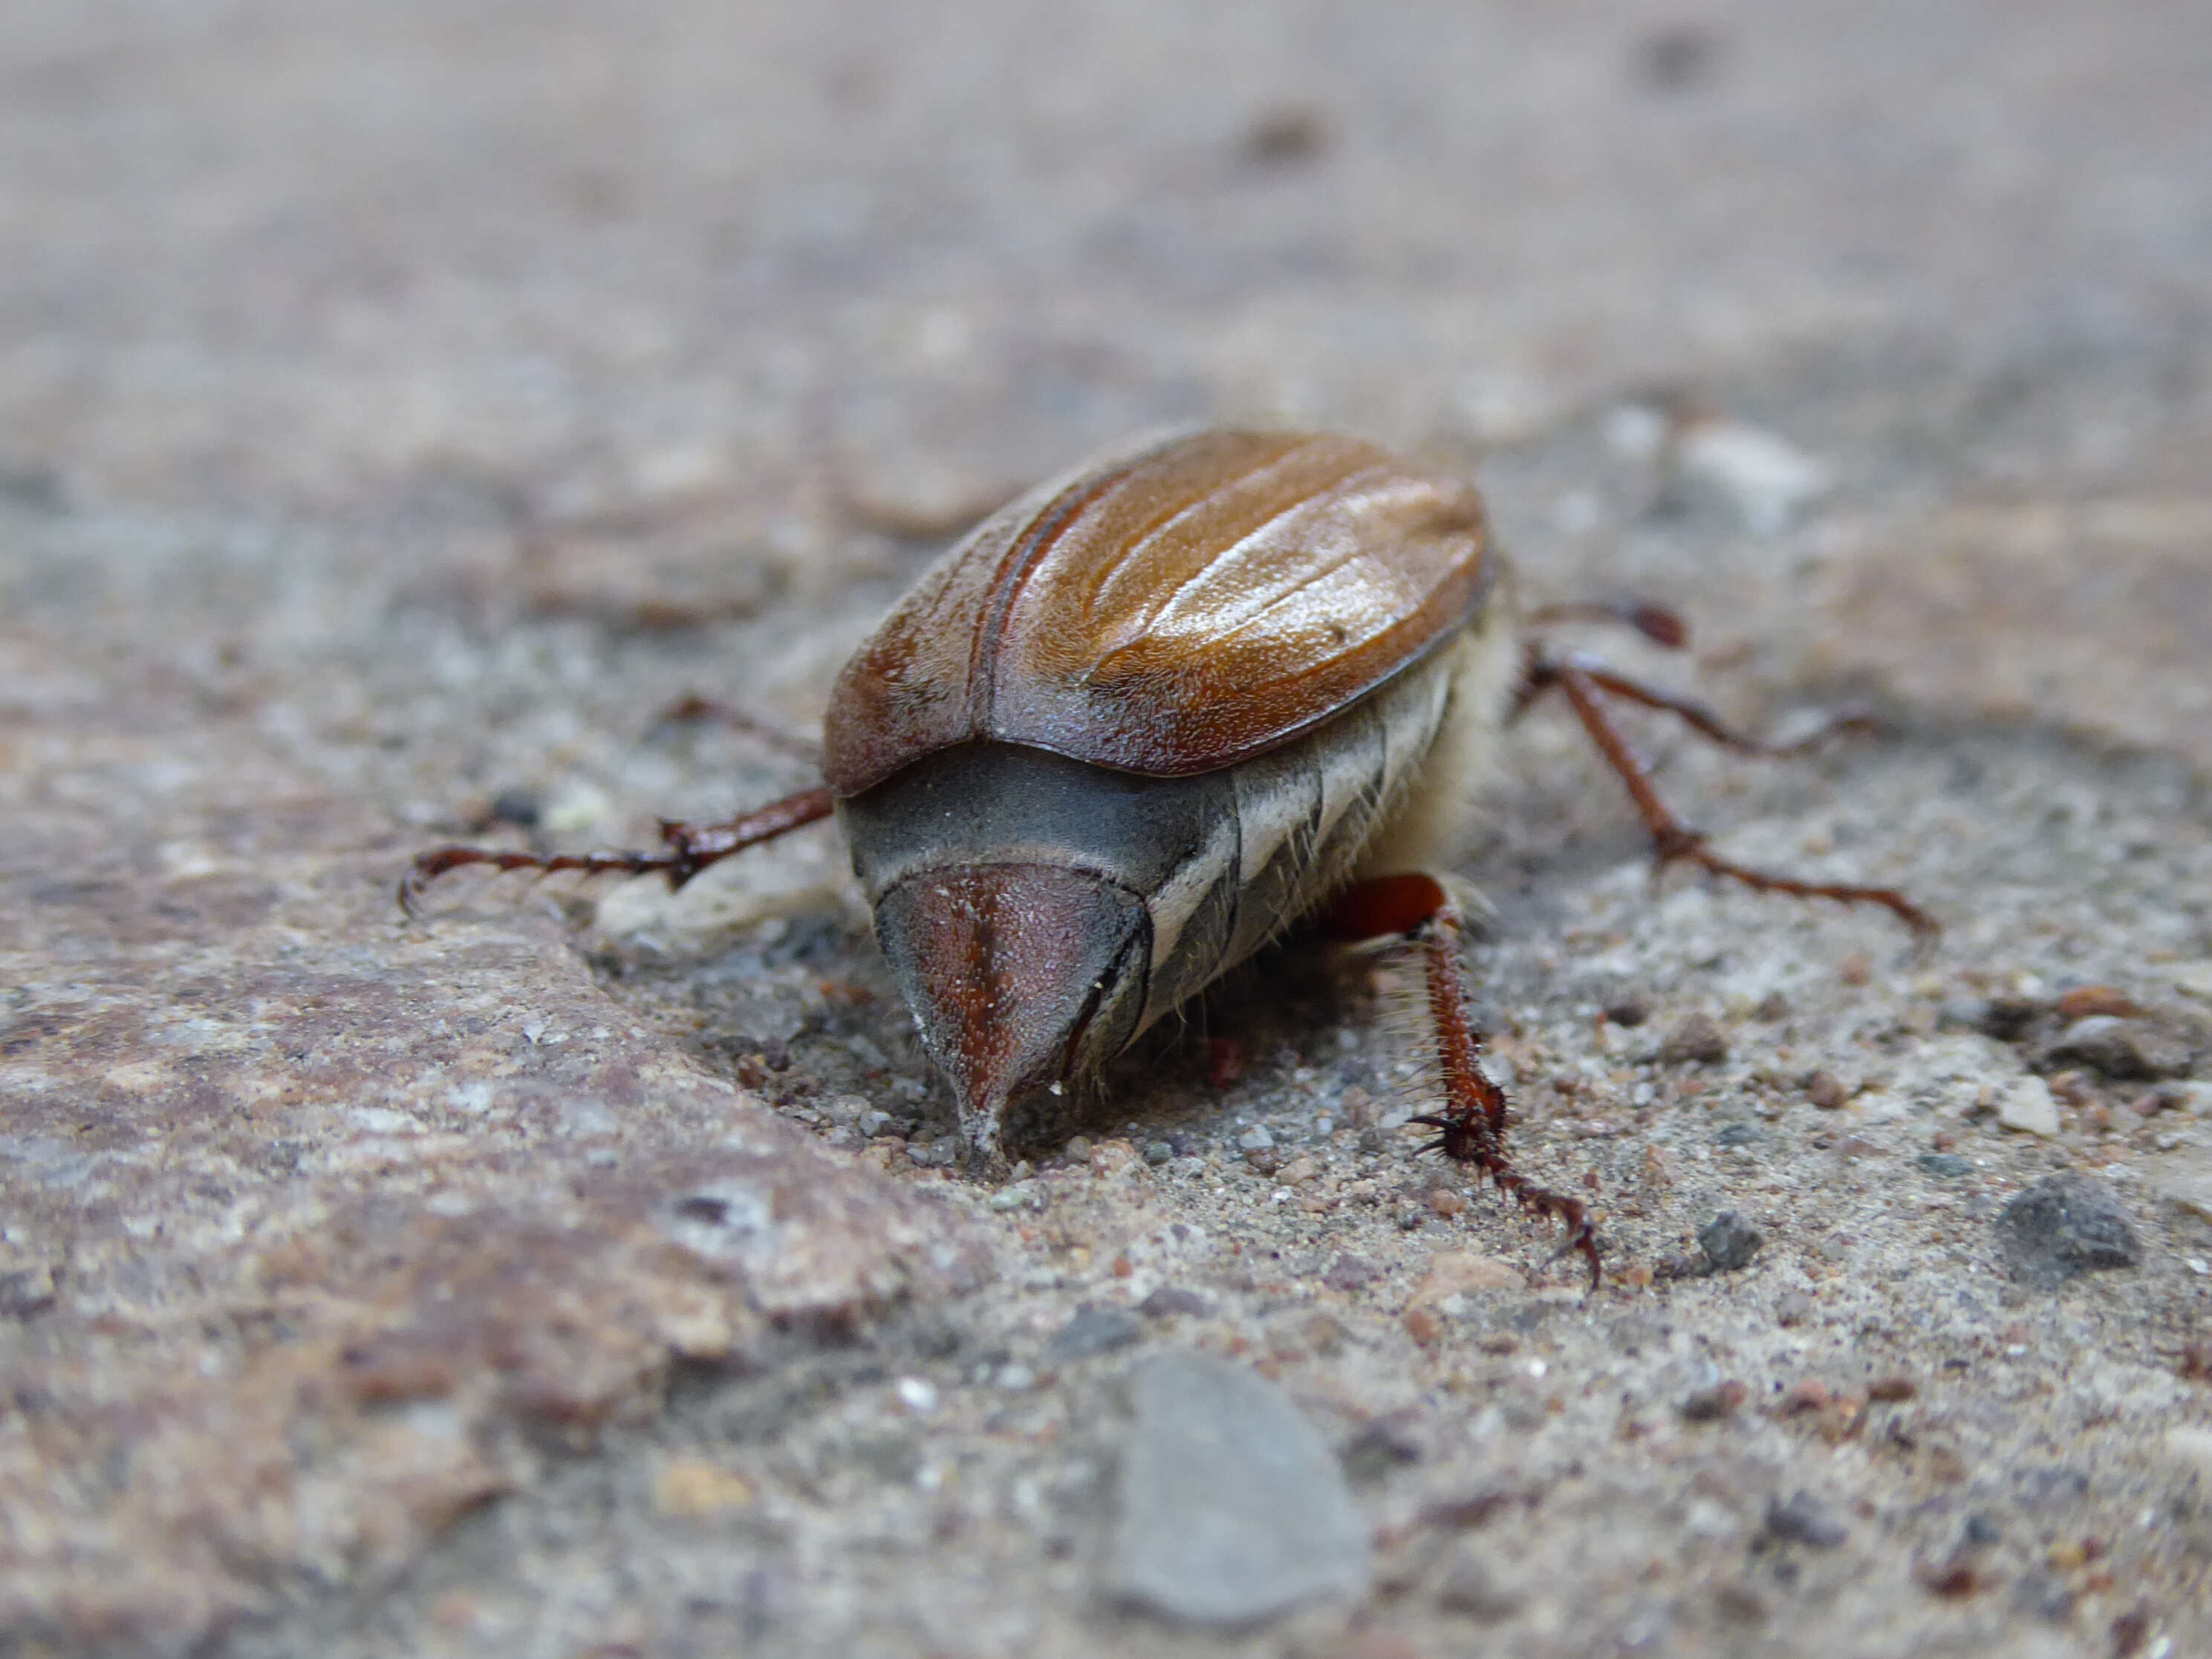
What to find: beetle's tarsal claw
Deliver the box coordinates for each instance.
[872,862,1148,1174]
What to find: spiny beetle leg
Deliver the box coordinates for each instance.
[1326,873,1601,1290]
[1523,648,1874,757]
[651,694,822,766]
[1525,656,1935,940]
[398,784,835,916]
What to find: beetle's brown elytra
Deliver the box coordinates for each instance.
[403,428,1934,1288]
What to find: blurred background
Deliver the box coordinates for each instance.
[7,0,2209,770]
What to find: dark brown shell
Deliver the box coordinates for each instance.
[821,428,1494,795]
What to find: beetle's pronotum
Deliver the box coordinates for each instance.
[405,429,1930,1285]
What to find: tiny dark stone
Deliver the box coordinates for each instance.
[1636,22,1723,91]
[487,788,541,828]
[1660,1014,1728,1066]
[1962,1513,2002,1546]
[1653,1251,1712,1282]
[0,1265,59,1320]
[1978,997,2044,1040]
[1142,1140,1174,1166]
[1168,1133,1196,1157]
[1994,1174,2140,1288]
[1763,1491,1848,1548]
[1136,1285,1211,1320]
[1754,990,1791,1022]
[1713,1580,1769,1624]
[1715,1121,1759,1148]
[1698,1211,1763,1272]
[2112,1607,2150,1658]
[1805,1069,1850,1110]
[1419,1488,1518,1529]
[1680,1380,1747,1421]
[1239,103,1332,166]
[1050,1303,1144,1360]
[1917,1152,1971,1178]
[1321,1253,1380,1293]
[1244,1147,1280,1176]
[1357,1126,1388,1154]
[1340,1415,1424,1482]
[1605,995,1653,1028]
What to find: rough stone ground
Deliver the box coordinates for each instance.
[4,2,2211,1655]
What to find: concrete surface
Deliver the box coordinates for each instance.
[3,2,2210,1656]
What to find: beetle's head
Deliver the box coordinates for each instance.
[871,863,1149,1176]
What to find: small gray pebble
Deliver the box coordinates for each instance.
[1142,1139,1174,1166]
[1963,1513,2002,1545]
[487,788,540,828]
[1136,1286,1211,1320]
[1339,1415,1423,1482]
[0,1265,58,1320]
[1605,995,1653,1028]
[2012,1571,2075,1623]
[1715,1121,1759,1148]
[1698,1210,1763,1271]
[1050,1304,1144,1360]
[1994,1174,2139,1288]
[1434,1548,1522,1620]
[1106,1352,1373,1624]
[1237,1125,1276,1153]
[1320,1253,1379,1293]
[1936,997,1991,1031]
[1917,1152,1971,1178]
[1763,1492,1847,1548]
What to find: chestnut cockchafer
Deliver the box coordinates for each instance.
[404,428,1930,1286]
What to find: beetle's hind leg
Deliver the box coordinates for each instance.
[400,785,835,916]
[1519,651,1933,939]
[1327,873,1601,1290]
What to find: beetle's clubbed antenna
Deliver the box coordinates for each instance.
[1329,873,1601,1289]
[398,785,835,916]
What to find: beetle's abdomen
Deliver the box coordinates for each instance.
[839,648,1458,1049]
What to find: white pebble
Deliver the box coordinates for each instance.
[1996,1077,2061,1138]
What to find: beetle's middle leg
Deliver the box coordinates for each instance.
[1520,651,1934,937]
[399,785,835,915]
[650,694,823,767]
[1327,873,1601,1289]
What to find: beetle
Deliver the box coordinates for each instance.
[404,428,1931,1284]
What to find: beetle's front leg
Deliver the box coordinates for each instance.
[399,785,835,915]
[1327,873,1601,1290]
